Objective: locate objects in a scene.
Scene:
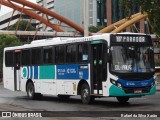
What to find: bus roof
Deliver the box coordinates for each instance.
[4,32,149,51]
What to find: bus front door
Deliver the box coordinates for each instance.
[14,50,21,91]
[91,43,107,95]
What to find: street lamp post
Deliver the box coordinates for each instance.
[84,0,89,37]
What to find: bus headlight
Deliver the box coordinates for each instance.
[117,82,122,88]
[110,79,116,85]
[110,79,122,88]
[151,81,155,87]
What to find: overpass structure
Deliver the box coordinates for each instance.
[0,30,158,44]
[0,0,92,36]
[0,0,159,51]
[0,0,155,36]
[1,0,160,88]
[0,30,83,43]
[0,0,159,42]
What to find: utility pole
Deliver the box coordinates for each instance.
[84,0,89,37]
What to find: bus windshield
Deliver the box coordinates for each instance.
[110,45,155,73]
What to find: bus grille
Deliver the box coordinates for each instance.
[123,87,151,94]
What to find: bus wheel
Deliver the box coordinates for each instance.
[27,82,36,100]
[81,83,94,104]
[116,97,129,103]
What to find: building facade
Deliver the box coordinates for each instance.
[0,11,36,30]
[53,0,98,31]
[36,0,54,31]
[106,0,146,33]
[35,0,149,33]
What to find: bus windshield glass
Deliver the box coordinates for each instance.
[110,45,155,73]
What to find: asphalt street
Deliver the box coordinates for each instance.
[0,83,160,120]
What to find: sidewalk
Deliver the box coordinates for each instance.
[155,74,160,91]
[0,82,3,85]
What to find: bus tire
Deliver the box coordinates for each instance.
[26,82,36,100]
[81,83,94,104]
[116,97,129,103]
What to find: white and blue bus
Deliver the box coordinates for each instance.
[3,33,156,104]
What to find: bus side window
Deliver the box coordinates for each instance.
[5,51,14,67]
[78,44,88,63]
[55,46,65,64]
[32,48,42,65]
[66,44,77,63]
[21,49,31,66]
[43,47,53,64]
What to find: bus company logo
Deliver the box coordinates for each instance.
[66,68,76,74]
[141,82,149,86]
[126,82,135,86]
[22,67,28,78]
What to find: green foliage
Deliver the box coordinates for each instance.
[120,0,135,18]
[0,34,20,68]
[155,59,160,66]
[121,0,160,37]
[140,0,160,36]
[89,25,105,33]
[89,26,98,33]
[8,20,35,31]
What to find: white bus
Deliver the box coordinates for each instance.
[3,33,156,104]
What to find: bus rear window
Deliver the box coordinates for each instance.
[5,51,14,67]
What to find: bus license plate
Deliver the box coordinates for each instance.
[134,89,142,93]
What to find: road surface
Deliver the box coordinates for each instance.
[0,83,160,119]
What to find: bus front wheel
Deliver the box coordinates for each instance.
[116,97,129,103]
[27,82,35,100]
[26,82,42,100]
[81,83,94,104]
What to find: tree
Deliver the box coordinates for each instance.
[121,0,160,37]
[0,34,20,69]
[89,25,105,33]
[89,26,98,33]
[8,20,36,31]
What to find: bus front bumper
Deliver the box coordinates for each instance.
[109,84,156,97]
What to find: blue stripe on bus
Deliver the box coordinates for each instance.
[117,78,154,88]
[56,64,88,80]
[27,67,29,79]
[34,66,38,79]
[30,66,33,79]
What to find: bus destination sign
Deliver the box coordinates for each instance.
[115,36,145,43]
[110,34,151,45]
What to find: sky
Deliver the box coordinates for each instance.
[0,0,36,16]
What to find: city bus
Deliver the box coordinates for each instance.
[3,33,156,104]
